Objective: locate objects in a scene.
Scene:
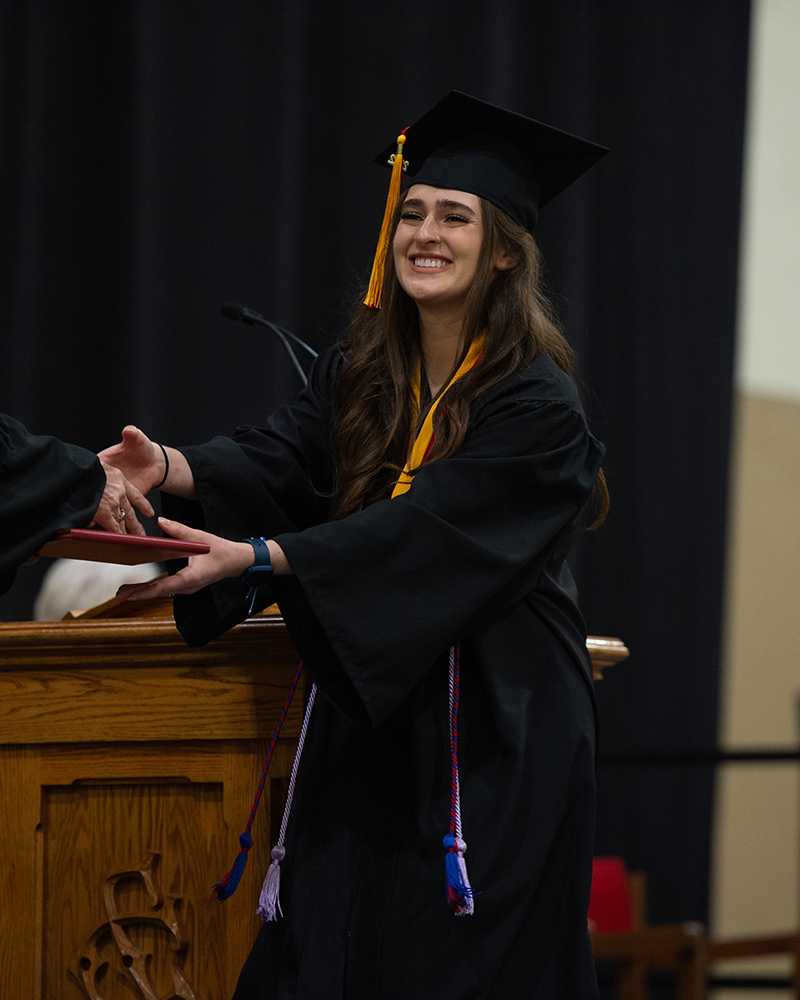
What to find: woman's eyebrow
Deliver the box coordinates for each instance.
[402,197,477,216]
[437,199,477,215]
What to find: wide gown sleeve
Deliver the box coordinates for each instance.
[0,414,106,593]
[167,351,604,730]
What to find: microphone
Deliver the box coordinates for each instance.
[221,302,318,387]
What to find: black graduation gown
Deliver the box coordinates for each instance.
[165,346,604,1000]
[0,413,106,593]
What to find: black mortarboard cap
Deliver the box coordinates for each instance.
[374,90,609,233]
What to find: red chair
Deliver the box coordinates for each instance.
[589,856,706,1000]
[589,856,800,1000]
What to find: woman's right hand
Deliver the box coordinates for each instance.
[98,425,164,494]
[116,518,256,600]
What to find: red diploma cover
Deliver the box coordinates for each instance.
[39,529,210,565]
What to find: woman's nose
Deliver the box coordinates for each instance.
[417,216,441,243]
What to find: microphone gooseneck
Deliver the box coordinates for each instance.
[221,303,318,387]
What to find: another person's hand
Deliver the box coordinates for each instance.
[98,425,164,494]
[116,518,257,600]
[91,464,154,535]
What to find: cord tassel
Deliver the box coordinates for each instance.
[364,133,407,309]
[257,845,286,921]
[214,832,252,900]
[443,834,475,915]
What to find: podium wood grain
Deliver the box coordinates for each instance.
[0,609,300,1000]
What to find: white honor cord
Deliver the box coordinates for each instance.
[278,681,317,847]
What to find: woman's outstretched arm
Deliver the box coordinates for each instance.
[116,517,292,601]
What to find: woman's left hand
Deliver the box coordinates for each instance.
[116,517,256,600]
[91,464,155,535]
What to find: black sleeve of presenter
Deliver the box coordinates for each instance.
[0,413,106,594]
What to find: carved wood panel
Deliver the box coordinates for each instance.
[72,850,196,1000]
[0,740,294,999]
[44,782,223,999]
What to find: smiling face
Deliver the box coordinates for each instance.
[392,184,491,316]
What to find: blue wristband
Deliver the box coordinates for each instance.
[241,537,273,586]
[241,537,273,614]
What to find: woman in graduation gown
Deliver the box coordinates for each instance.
[0,412,153,593]
[103,93,609,999]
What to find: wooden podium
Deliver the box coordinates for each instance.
[0,603,627,999]
[0,602,303,1000]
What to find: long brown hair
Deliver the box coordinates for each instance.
[332,195,608,525]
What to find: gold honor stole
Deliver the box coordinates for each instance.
[391,336,486,498]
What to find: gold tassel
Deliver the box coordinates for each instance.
[364,134,407,309]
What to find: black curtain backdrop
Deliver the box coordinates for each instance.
[0,1,750,929]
